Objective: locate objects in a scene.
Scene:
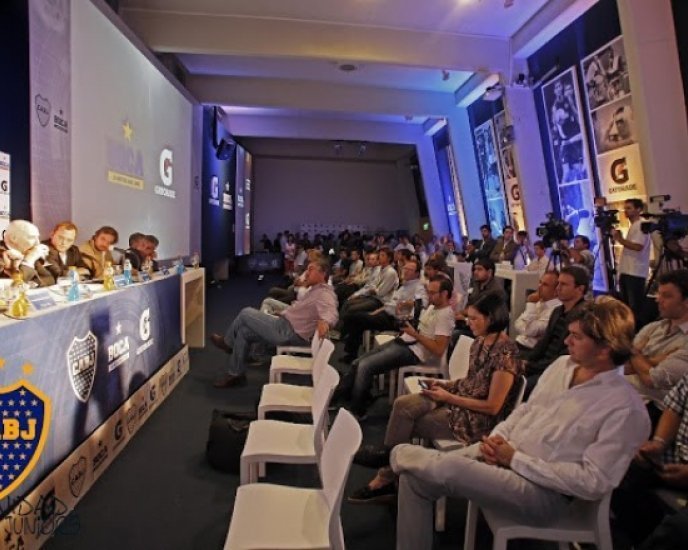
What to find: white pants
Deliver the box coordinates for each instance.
[391,443,571,550]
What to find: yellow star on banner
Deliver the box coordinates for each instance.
[21,363,34,376]
[0,358,5,369]
[122,121,133,142]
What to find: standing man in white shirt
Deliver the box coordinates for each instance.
[613,198,651,322]
[514,271,561,350]
[513,231,535,270]
[391,296,650,550]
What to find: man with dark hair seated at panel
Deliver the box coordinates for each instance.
[521,265,588,395]
[44,221,91,279]
[144,234,160,272]
[123,232,148,271]
[625,269,688,426]
[392,297,650,550]
[210,257,338,388]
[337,276,454,418]
[0,220,54,286]
[79,225,119,279]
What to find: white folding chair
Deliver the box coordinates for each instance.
[240,365,339,484]
[225,409,362,550]
[432,374,527,531]
[258,340,335,420]
[269,332,323,383]
[399,335,474,397]
[464,492,614,550]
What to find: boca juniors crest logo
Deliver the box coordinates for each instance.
[67,331,98,402]
[0,381,51,500]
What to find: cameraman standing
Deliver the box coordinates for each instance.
[613,198,651,321]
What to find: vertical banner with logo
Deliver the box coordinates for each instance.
[541,66,606,290]
[29,0,71,232]
[493,111,526,231]
[581,36,646,209]
[234,146,252,256]
[0,152,9,234]
[473,119,509,235]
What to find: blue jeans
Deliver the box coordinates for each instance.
[223,307,307,376]
[351,340,419,412]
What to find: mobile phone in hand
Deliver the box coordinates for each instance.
[640,450,664,471]
[418,379,431,390]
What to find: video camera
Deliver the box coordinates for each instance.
[536,213,574,248]
[593,197,620,236]
[640,195,688,241]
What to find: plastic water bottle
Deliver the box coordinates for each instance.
[103,261,116,291]
[123,259,133,285]
[176,255,184,275]
[67,267,80,302]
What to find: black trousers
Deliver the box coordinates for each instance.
[341,310,396,356]
[619,273,647,327]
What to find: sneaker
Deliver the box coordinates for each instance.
[353,445,390,468]
[347,482,396,505]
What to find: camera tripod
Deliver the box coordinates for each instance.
[598,232,619,297]
[645,246,687,296]
[545,247,564,272]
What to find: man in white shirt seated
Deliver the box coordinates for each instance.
[391,296,651,550]
[340,247,398,318]
[514,271,561,350]
[526,240,553,274]
[625,269,688,426]
[394,235,415,253]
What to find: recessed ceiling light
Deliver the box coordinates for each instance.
[338,63,359,72]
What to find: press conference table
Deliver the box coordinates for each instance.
[0,269,204,548]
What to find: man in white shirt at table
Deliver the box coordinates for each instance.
[391,296,650,550]
[514,271,561,350]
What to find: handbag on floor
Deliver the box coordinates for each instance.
[205,409,256,474]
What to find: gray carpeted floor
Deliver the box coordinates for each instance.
[42,273,519,549]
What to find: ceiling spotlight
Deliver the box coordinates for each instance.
[442,69,450,82]
[338,63,358,73]
[504,0,514,7]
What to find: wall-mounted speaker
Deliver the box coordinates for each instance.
[216,138,236,161]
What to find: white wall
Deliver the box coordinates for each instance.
[253,157,420,241]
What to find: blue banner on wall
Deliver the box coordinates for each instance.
[0,276,181,511]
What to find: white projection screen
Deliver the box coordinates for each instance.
[71,0,193,259]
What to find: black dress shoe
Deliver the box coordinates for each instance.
[212,374,247,388]
[347,482,396,504]
[210,333,232,354]
[353,445,391,469]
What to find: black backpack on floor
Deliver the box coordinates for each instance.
[205,409,256,474]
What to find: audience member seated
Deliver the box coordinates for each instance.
[414,243,428,267]
[423,257,465,312]
[44,221,90,279]
[340,259,426,361]
[293,243,308,274]
[0,220,54,287]
[210,257,338,388]
[337,276,454,418]
[612,372,688,547]
[513,271,561,351]
[453,258,507,337]
[489,225,517,264]
[526,240,553,273]
[331,248,351,284]
[521,265,588,395]
[476,224,497,260]
[339,247,398,321]
[347,248,363,278]
[268,249,322,305]
[513,230,535,270]
[394,235,415,253]
[625,269,688,426]
[348,292,523,504]
[391,297,650,550]
[79,225,119,279]
[334,251,379,305]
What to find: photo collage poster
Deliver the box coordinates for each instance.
[581,35,646,235]
[0,152,9,235]
[541,66,605,290]
[493,111,525,232]
[473,119,509,236]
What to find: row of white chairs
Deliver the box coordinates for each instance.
[225,337,365,549]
